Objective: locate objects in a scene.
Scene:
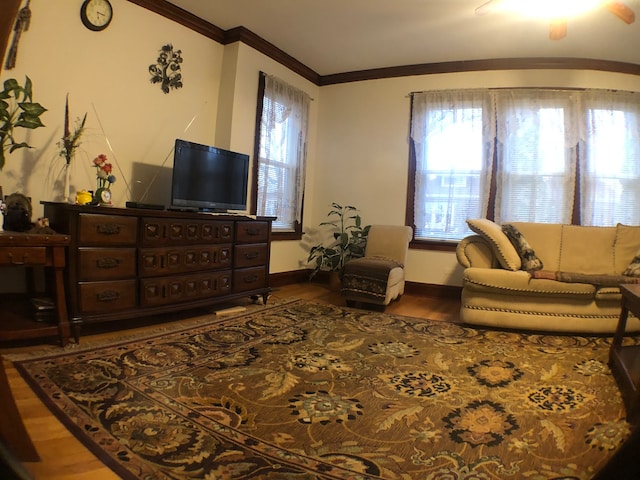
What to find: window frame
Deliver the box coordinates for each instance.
[251,73,305,241]
[406,88,640,248]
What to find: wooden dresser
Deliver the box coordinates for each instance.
[42,202,273,333]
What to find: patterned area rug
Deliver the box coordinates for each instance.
[12,299,635,479]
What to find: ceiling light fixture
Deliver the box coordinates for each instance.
[500,0,606,19]
[475,0,635,39]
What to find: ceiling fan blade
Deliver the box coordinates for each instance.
[607,2,636,24]
[549,18,567,40]
[475,0,495,16]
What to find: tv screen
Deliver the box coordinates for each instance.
[170,139,249,212]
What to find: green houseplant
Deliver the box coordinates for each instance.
[0,76,47,171]
[307,202,370,280]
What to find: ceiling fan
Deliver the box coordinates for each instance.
[475,0,635,39]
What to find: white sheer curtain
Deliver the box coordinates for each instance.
[257,74,311,231]
[410,88,640,241]
[410,90,495,240]
[579,90,640,226]
[494,89,579,224]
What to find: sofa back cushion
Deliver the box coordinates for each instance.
[615,224,640,275]
[509,222,562,270]
[510,223,619,275]
[559,225,616,274]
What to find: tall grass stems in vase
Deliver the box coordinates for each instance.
[57,94,87,202]
[307,203,370,280]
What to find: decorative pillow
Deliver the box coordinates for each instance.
[502,223,544,272]
[466,219,520,271]
[624,249,640,277]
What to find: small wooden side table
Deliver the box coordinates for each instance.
[609,284,640,423]
[0,232,71,346]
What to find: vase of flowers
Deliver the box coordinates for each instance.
[57,94,87,203]
[92,154,116,205]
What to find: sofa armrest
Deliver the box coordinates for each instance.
[456,235,499,269]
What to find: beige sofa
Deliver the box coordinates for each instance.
[456,219,640,334]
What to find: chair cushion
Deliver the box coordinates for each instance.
[342,256,404,303]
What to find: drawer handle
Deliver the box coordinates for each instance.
[97,257,120,269]
[97,224,121,235]
[244,275,259,283]
[8,253,28,265]
[244,252,259,260]
[245,228,261,236]
[97,290,121,302]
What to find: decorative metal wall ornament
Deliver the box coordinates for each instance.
[5,0,32,70]
[149,44,183,94]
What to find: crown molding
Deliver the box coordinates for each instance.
[319,57,640,85]
[129,1,640,87]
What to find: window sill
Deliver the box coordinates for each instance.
[410,239,458,252]
[272,231,303,241]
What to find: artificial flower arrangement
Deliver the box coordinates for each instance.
[92,154,116,204]
[58,94,87,165]
[57,94,87,202]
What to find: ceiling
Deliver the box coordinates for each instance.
[165,0,640,77]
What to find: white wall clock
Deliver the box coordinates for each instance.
[80,0,113,32]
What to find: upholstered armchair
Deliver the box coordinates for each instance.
[341,225,413,309]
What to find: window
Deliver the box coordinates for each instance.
[253,73,311,237]
[409,89,640,242]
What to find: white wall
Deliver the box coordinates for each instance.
[3,2,640,287]
[0,0,223,211]
[314,69,640,285]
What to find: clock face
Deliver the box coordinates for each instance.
[100,188,112,203]
[81,0,113,31]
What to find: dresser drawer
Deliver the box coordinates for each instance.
[236,221,269,243]
[141,219,234,246]
[139,245,232,277]
[77,248,136,281]
[78,280,137,314]
[0,247,46,266]
[233,266,267,293]
[234,243,268,268]
[140,271,232,307]
[78,214,138,246]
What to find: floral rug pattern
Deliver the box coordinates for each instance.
[13,299,635,479]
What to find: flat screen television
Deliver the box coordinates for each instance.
[170,139,250,212]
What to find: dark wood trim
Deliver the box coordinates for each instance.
[270,269,462,300]
[404,281,462,299]
[126,0,224,42]
[224,27,320,85]
[409,240,457,252]
[319,58,640,86]
[250,72,265,216]
[129,2,640,88]
[0,0,21,74]
[269,269,310,287]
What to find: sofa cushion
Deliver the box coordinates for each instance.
[466,219,520,271]
[509,222,562,271]
[559,225,616,275]
[616,224,640,275]
[463,268,596,296]
[502,223,543,271]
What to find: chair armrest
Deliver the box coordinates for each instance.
[456,235,499,269]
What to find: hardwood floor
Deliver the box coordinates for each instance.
[0,282,461,479]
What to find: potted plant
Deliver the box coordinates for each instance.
[0,76,47,171]
[307,203,370,286]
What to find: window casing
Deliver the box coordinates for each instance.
[408,88,640,243]
[253,73,310,238]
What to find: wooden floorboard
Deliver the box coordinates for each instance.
[0,282,461,479]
